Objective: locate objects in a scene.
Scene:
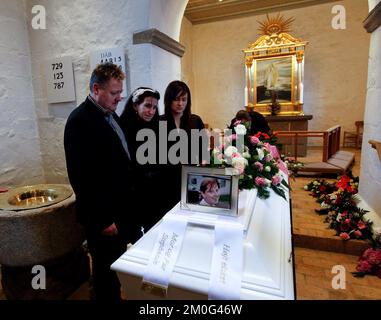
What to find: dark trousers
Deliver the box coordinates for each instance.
[86,231,127,301]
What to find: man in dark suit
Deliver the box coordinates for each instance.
[229,109,271,135]
[64,63,134,301]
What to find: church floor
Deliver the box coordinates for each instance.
[1,147,380,300]
[292,146,381,299]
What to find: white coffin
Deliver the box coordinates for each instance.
[111,187,295,300]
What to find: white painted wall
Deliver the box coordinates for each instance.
[181,0,370,133]
[25,0,187,183]
[0,0,43,187]
[359,0,381,224]
[180,17,195,100]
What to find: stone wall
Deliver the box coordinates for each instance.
[0,0,44,187]
[181,0,370,134]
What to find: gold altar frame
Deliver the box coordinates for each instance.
[243,31,308,115]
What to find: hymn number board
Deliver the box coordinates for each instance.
[45,56,76,104]
[90,47,127,98]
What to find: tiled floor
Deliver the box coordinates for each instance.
[1,146,380,300]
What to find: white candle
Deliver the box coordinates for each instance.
[300,83,304,104]
[244,87,248,106]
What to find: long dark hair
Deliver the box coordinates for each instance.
[121,87,160,122]
[164,81,191,121]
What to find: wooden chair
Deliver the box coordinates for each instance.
[343,121,364,149]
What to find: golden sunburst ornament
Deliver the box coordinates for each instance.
[258,13,295,36]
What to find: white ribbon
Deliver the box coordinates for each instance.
[208,218,244,300]
[142,214,188,295]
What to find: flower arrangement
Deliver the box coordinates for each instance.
[304,174,373,241]
[353,246,381,278]
[281,157,304,179]
[327,206,373,241]
[211,121,289,200]
[304,179,336,200]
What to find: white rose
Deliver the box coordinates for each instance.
[256,148,264,160]
[243,152,251,159]
[304,185,308,190]
[235,124,247,135]
[212,148,220,156]
[265,166,271,172]
[321,202,330,209]
[232,157,248,174]
[224,146,238,158]
[232,157,248,168]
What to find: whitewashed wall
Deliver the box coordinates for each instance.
[26,0,187,183]
[180,17,195,102]
[0,0,44,187]
[359,0,381,224]
[181,0,370,133]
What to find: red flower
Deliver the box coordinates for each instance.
[319,185,326,192]
[362,248,381,265]
[354,230,362,238]
[357,221,366,230]
[356,260,372,273]
[340,232,350,240]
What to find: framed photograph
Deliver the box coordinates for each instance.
[181,166,240,216]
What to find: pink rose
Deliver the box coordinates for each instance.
[231,134,237,141]
[254,161,263,172]
[255,177,267,187]
[344,219,351,225]
[234,120,241,126]
[231,152,241,158]
[264,155,273,162]
[340,232,350,240]
[357,221,366,230]
[354,230,362,238]
[272,175,282,186]
[250,136,260,145]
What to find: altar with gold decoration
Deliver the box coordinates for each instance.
[243,14,313,156]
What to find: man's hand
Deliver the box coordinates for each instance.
[101,223,118,236]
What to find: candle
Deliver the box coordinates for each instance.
[300,83,304,103]
[244,87,248,106]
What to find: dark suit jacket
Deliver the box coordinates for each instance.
[64,97,134,239]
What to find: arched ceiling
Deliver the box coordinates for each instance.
[184,0,341,24]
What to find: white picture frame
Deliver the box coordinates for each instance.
[181,166,240,216]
